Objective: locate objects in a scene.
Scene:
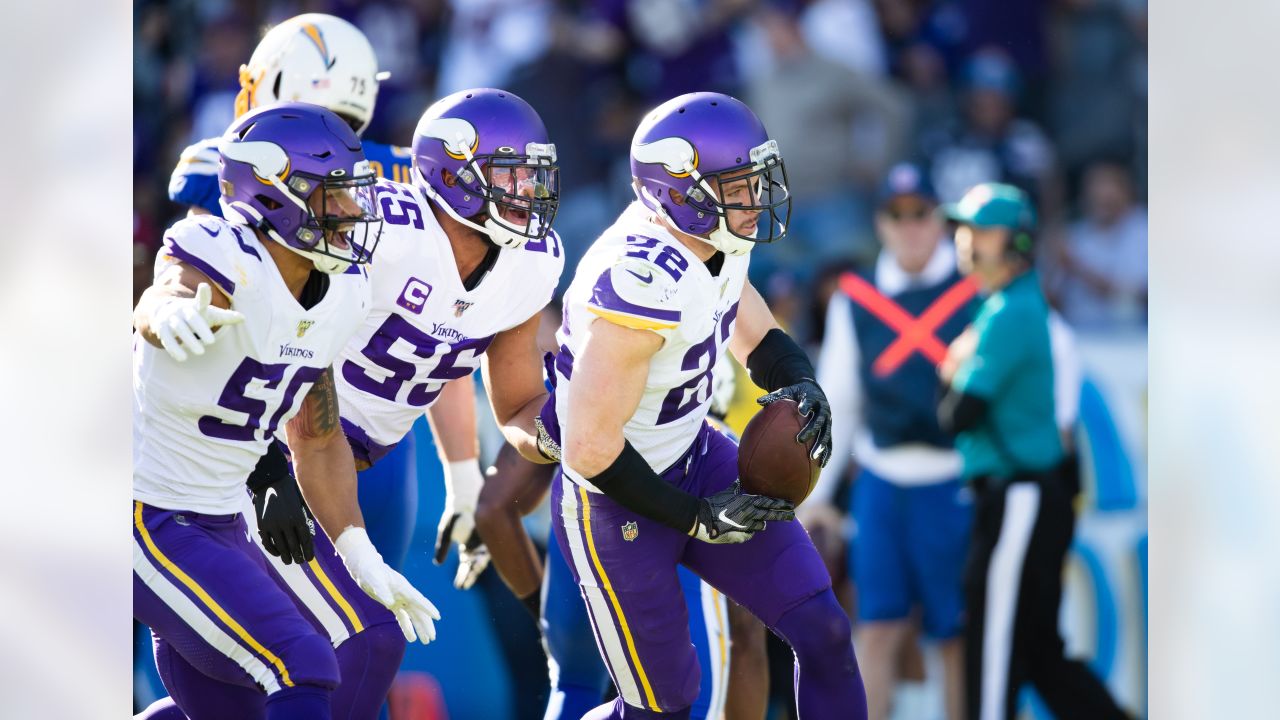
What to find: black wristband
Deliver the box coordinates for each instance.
[745,328,816,392]
[247,441,292,494]
[586,441,700,535]
[520,591,541,620]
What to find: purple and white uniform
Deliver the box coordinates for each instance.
[554,201,748,483]
[133,215,384,702]
[547,203,834,715]
[134,215,370,514]
[334,179,563,464]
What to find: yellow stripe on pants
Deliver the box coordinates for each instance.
[134,501,294,687]
[580,487,662,712]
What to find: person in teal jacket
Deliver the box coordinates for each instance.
[937,183,1129,720]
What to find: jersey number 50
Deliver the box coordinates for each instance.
[198,359,325,442]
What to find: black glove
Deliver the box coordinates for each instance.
[689,480,796,544]
[758,378,833,468]
[250,470,316,566]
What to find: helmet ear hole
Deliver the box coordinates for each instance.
[272,72,283,99]
[668,187,687,206]
[254,194,283,211]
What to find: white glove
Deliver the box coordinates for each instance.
[335,527,441,644]
[433,460,484,565]
[152,283,244,362]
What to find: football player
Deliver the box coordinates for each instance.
[537,92,867,719]
[332,86,564,589]
[470,360,752,719]
[169,13,411,219]
[150,88,563,720]
[133,104,439,720]
[166,12,461,579]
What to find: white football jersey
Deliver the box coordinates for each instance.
[133,216,371,515]
[334,180,564,464]
[555,201,749,486]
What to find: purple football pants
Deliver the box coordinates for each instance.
[552,422,867,717]
[132,500,404,720]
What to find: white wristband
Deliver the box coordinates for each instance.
[444,460,484,503]
[334,525,375,561]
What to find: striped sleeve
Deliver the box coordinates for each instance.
[586,256,682,334]
[155,217,253,299]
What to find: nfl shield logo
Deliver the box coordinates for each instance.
[453,299,473,317]
[621,521,639,542]
[296,320,314,338]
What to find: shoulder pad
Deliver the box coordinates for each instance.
[585,255,682,332]
[156,217,260,297]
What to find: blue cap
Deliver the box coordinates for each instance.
[941,182,1036,230]
[877,162,937,207]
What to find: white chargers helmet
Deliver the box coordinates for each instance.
[235,13,388,136]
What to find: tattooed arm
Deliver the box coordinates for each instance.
[286,366,444,644]
[285,366,366,541]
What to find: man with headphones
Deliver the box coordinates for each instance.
[937,183,1128,720]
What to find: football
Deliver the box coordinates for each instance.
[737,398,820,506]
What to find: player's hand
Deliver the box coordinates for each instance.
[758,379,833,467]
[434,461,484,565]
[252,473,315,566]
[453,534,491,590]
[689,480,795,544]
[153,283,244,362]
[335,527,441,644]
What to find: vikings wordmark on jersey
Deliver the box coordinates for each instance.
[133,214,370,515]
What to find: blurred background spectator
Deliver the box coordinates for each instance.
[1047,158,1148,332]
[133,0,1147,716]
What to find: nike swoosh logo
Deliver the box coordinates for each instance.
[263,487,278,515]
[718,510,747,529]
[198,222,220,238]
[626,268,654,284]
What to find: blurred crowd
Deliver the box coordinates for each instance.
[134,0,1147,342]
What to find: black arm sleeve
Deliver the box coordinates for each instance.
[246,441,292,493]
[745,328,816,392]
[937,386,990,435]
[587,441,700,534]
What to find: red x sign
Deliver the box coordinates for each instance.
[839,272,979,377]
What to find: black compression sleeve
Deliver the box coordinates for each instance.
[586,442,700,534]
[937,387,990,434]
[246,441,292,493]
[745,328,816,392]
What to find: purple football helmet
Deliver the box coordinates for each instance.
[219,102,382,274]
[631,92,791,255]
[411,88,559,250]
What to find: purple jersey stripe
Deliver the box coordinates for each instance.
[554,344,575,382]
[589,268,681,324]
[163,237,237,295]
[340,417,397,466]
[229,225,263,261]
